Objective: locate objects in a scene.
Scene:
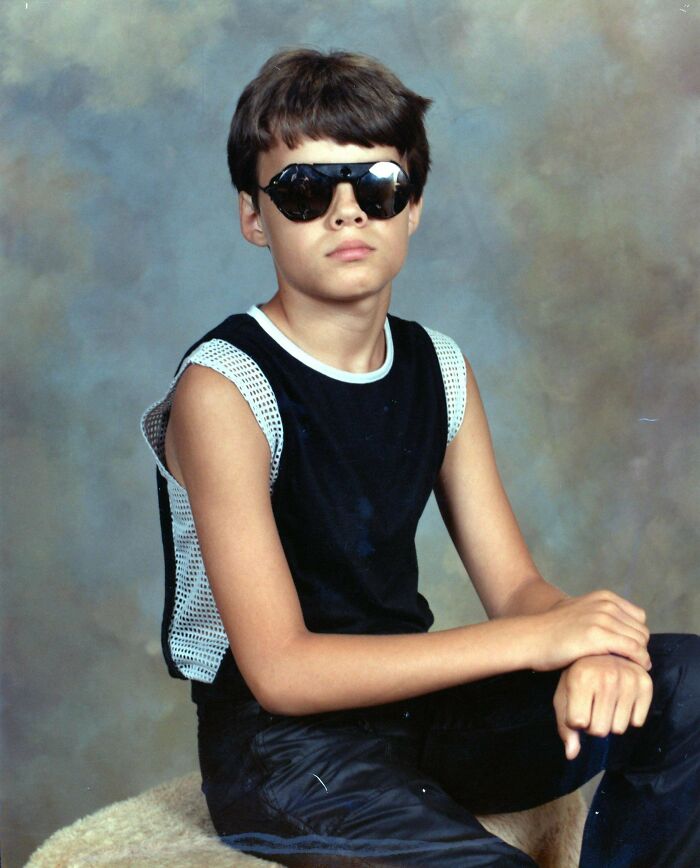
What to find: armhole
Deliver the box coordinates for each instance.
[421,326,468,445]
[140,338,284,493]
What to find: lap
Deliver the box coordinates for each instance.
[199,700,536,865]
[196,632,699,865]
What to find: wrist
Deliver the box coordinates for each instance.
[501,612,547,672]
[500,577,570,619]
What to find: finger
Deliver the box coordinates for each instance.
[612,608,650,644]
[601,590,647,626]
[557,720,581,759]
[630,678,654,728]
[566,730,581,760]
[553,683,582,760]
[610,692,635,735]
[614,624,651,668]
[605,630,652,670]
[600,608,650,649]
[588,684,617,738]
[563,675,594,734]
[556,715,580,758]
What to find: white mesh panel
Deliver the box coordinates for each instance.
[140,339,283,682]
[422,327,468,444]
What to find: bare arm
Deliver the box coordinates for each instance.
[433,355,569,620]
[431,354,649,667]
[167,361,649,718]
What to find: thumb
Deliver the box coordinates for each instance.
[553,676,582,761]
[565,729,581,760]
[559,721,581,760]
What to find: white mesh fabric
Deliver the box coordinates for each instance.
[422,327,468,444]
[140,339,283,682]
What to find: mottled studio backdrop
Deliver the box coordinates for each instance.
[2,1,698,865]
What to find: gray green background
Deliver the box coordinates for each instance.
[2,1,698,865]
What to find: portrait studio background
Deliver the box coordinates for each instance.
[3,2,698,865]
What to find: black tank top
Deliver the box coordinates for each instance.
[140,305,467,704]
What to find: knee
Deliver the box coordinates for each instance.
[649,633,700,728]
[650,632,700,668]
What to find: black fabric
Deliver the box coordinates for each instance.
[156,310,448,698]
[194,633,700,866]
[156,466,185,679]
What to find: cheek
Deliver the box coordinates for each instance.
[388,229,410,265]
[266,225,309,269]
[288,232,315,264]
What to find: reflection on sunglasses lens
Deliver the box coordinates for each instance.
[271,162,410,221]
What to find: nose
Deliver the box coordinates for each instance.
[327,182,368,228]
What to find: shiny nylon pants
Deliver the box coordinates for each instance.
[195,633,700,866]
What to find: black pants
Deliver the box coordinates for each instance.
[195,632,700,866]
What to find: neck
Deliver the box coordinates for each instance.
[258,292,390,374]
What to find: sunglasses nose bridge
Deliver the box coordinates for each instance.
[326,179,368,223]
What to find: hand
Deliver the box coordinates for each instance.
[528,590,651,672]
[553,654,654,760]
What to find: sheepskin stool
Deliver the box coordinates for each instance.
[27,771,587,867]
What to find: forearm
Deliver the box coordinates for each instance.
[261,616,537,716]
[497,577,570,619]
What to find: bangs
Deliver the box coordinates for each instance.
[259,75,420,157]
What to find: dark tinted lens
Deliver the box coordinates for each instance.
[268,166,331,221]
[355,162,411,219]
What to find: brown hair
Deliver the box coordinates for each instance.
[228,48,432,209]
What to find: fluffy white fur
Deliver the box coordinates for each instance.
[27,772,586,867]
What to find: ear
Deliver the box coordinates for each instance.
[407,195,423,237]
[239,191,269,248]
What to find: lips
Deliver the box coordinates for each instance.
[327,240,375,261]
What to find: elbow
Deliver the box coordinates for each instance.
[254,670,293,716]
[250,633,309,717]
[255,686,286,716]
[255,678,304,718]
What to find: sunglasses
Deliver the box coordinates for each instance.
[259,160,413,222]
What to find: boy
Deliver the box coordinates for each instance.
[141,49,699,866]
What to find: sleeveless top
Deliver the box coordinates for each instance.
[140,304,467,703]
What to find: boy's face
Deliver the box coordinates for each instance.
[239,137,423,306]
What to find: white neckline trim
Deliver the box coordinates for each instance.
[246,304,394,383]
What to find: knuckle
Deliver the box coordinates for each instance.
[568,667,587,686]
[587,623,604,641]
[639,674,654,693]
[621,670,637,689]
[597,612,614,630]
[602,670,619,687]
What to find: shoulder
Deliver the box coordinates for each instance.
[390,313,466,370]
[411,319,469,445]
[171,313,282,444]
[173,312,253,376]
[171,335,282,459]
[166,359,275,494]
[167,319,284,485]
